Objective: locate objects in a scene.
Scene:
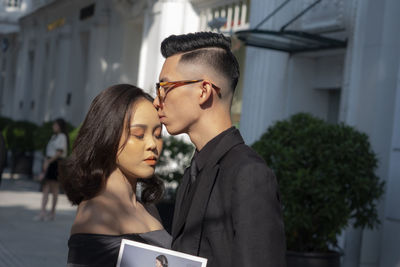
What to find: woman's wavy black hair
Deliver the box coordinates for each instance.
[59,84,164,205]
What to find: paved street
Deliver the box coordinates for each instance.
[0,173,76,267]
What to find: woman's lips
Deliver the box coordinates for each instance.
[144,159,157,165]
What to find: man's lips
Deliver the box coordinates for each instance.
[158,115,166,122]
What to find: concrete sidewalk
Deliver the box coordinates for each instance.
[0,175,76,267]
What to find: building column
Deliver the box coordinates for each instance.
[83,4,110,112]
[12,34,29,120]
[66,28,89,126]
[52,28,73,120]
[378,1,400,265]
[41,33,58,122]
[341,0,400,266]
[379,51,400,267]
[138,0,199,94]
[29,21,48,124]
[239,0,291,145]
[240,47,290,145]
[0,34,18,118]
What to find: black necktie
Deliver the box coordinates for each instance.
[190,159,197,185]
[178,159,198,224]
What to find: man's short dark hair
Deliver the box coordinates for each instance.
[161,32,240,93]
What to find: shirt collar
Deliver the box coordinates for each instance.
[193,126,236,172]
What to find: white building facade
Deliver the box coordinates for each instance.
[239,0,400,267]
[0,0,251,126]
[0,0,201,125]
[0,0,398,266]
[0,0,36,119]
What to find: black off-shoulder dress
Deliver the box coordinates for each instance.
[66,205,171,267]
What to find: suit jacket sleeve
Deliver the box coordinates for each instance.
[231,162,286,267]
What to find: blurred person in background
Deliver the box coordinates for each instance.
[60,84,171,267]
[35,118,69,221]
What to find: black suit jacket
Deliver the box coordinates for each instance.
[171,128,286,267]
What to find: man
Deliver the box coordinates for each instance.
[153,32,286,267]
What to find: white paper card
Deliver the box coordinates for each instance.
[116,239,207,267]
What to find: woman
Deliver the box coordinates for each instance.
[156,254,168,267]
[35,118,69,221]
[60,84,171,267]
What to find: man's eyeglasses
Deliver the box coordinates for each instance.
[155,79,221,107]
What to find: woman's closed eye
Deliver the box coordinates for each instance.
[154,127,162,139]
[130,128,145,139]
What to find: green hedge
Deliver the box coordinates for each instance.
[252,113,385,252]
[0,116,13,132]
[156,136,194,184]
[33,121,75,153]
[68,124,80,152]
[2,118,76,154]
[5,120,38,152]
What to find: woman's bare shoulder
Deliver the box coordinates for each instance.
[70,198,122,235]
[70,197,164,236]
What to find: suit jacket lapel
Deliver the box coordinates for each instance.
[172,166,191,238]
[184,164,220,244]
[179,129,245,250]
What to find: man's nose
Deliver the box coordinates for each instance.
[153,97,160,108]
[153,97,162,110]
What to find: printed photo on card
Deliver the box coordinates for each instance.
[116,239,207,267]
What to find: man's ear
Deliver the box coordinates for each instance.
[198,81,213,105]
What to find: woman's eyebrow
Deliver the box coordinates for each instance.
[131,124,162,130]
[130,124,147,129]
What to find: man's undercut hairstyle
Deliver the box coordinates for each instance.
[161,32,240,93]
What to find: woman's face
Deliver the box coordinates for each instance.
[116,99,163,179]
[155,259,163,267]
[52,122,60,133]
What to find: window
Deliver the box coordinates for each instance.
[6,0,20,8]
[199,0,251,32]
[197,1,251,126]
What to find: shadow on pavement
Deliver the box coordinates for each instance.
[0,204,75,267]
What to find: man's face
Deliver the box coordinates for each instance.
[154,55,200,135]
